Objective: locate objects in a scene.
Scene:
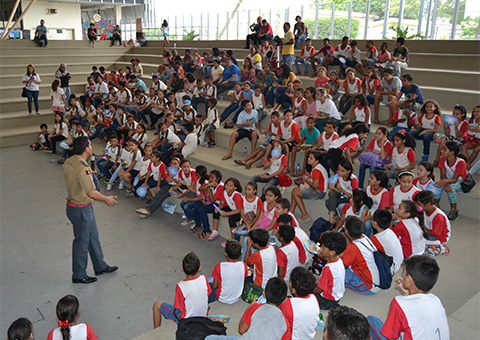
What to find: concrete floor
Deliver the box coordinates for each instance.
[1,145,479,340]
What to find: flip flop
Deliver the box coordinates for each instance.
[245,164,252,169]
[234,159,245,166]
[197,232,210,239]
[255,163,264,168]
[190,225,201,233]
[222,156,232,161]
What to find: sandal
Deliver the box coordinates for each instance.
[190,225,201,233]
[234,159,245,166]
[197,232,211,239]
[255,163,264,168]
[245,164,252,169]
[222,155,232,161]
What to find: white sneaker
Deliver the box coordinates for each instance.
[136,208,149,215]
[118,183,124,190]
[181,220,195,226]
[106,183,112,191]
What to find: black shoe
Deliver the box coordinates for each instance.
[95,265,119,275]
[72,276,97,284]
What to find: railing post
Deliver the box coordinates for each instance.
[248,10,251,35]
[237,11,240,40]
[450,0,460,39]
[347,2,352,37]
[477,16,480,40]
[329,3,335,39]
[200,13,203,40]
[175,15,178,41]
[418,0,425,36]
[425,0,433,38]
[227,11,230,40]
[398,0,405,28]
[301,5,304,19]
[207,13,210,40]
[216,13,219,40]
[431,0,439,39]
[364,0,370,39]
[382,0,390,38]
[314,4,319,39]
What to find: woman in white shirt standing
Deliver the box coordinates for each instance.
[22,64,41,116]
[50,79,65,115]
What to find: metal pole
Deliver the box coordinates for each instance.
[217,13,219,40]
[201,13,203,40]
[347,2,352,37]
[207,13,210,40]
[2,0,21,39]
[191,15,193,34]
[314,4,319,39]
[237,11,240,40]
[418,0,425,36]
[477,16,480,40]
[286,7,290,23]
[398,0,405,28]
[364,0,370,39]
[248,10,251,35]
[329,3,335,39]
[227,12,229,40]
[2,0,38,40]
[425,0,433,38]
[175,15,178,41]
[382,0,390,38]
[450,0,461,39]
[182,14,184,39]
[269,9,272,26]
[431,0,439,39]
[301,5,304,19]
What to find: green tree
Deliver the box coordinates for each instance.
[437,0,466,23]
[459,16,478,39]
[311,0,385,19]
[389,0,422,20]
[305,17,360,39]
[182,29,199,40]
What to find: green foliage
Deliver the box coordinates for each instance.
[438,0,466,23]
[312,0,385,19]
[389,0,422,20]
[182,29,199,41]
[459,16,478,39]
[305,17,359,39]
[388,25,424,39]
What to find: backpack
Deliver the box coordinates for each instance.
[354,238,394,290]
[309,217,331,242]
[176,317,227,340]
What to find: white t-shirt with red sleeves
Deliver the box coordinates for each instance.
[388,146,416,169]
[293,97,306,115]
[318,131,338,150]
[418,113,442,130]
[267,154,288,175]
[371,228,404,274]
[352,105,370,124]
[280,295,320,340]
[334,44,351,57]
[174,275,212,319]
[391,218,425,258]
[413,177,434,191]
[338,174,360,195]
[178,169,197,185]
[310,163,328,192]
[367,78,380,95]
[367,139,393,155]
[221,191,244,211]
[424,206,451,244]
[389,185,420,210]
[438,156,468,180]
[330,133,359,151]
[280,120,300,143]
[211,261,248,304]
[148,161,167,182]
[343,78,362,95]
[268,122,282,137]
[447,119,468,138]
[212,182,225,203]
[277,241,301,282]
[381,294,449,340]
[392,109,416,128]
[249,245,277,289]
[301,45,315,57]
[317,257,345,301]
[366,186,390,213]
[47,324,97,340]
[243,196,262,214]
[342,235,381,293]
[341,203,369,225]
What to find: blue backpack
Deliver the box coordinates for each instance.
[354,238,394,290]
[309,217,331,242]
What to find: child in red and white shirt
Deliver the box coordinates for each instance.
[295,38,315,76]
[211,177,244,240]
[392,200,426,258]
[415,191,451,256]
[153,252,211,328]
[389,170,420,211]
[333,189,373,237]
[347,93,371,126]
[210,239,248,304]
[279,110,301,166]
[384,130,416,179]
[327,123,369,173]
[245,228,277,289]
[413,161,435,191]
[313,232,347,310]
[280,267,320,340]
[366,170,391,214]
[412,99,442,162]
[277,224,301,282]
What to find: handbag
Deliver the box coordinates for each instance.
[460,174,476,193]
[21,87,27,98]
[358,152,389,168]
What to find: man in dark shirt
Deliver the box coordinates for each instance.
[386,37,409,77]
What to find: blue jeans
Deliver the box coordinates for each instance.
[266,87,276,106]
[137,107,151,125]
[220,102,240,122]
[281,54,294,69]
[25,89,39,114]
[294,33,307,48]
[411,129,434,156]
[294,57,310,74]
[34,35,48,46]
[181,200,203,226]
[192,97,209,114]
[390,126,410,140]
[358,164,380,189]
[63,87,71,105]
[197,204,215,233]
[275,87,288,105]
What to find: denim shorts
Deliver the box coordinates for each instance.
[300,187,326,200]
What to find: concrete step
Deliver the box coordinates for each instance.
[407,53,480,72]
[0,71,92,87]
[0,46,131,56]
[0,82,86,99]
[0,95,52,112]
[0,54,123,67]
[406,68,480,91]
[0,62,115,76]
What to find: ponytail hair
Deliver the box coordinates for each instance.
[401,200,425,228]
[418,162,435,181]
[393,130,416,148]
[52,79,60,92]
[316,88,332,100]
[352,189,373,212]
[56,295,79,340]
[372,170,390,190]
[195,165,209,183]
[7,318,32,340]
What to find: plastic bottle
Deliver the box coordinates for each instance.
[49,159,55,163]
[316,313,325,329]
[174,42,177,48]
[90,155,96,170]
[296,163,301,173]
[244,147,248,157]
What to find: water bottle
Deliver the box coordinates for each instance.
[220,95,224,103]
[90,155,96,170]
[243,147,248,157]
[316,313,325,329]
[174,42,177,48]
[296,163,301,173]
[104,150,108,157]
[49,159,55,163]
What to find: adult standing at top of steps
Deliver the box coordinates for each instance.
[55,63,72,109]
[22,64,41,116]
[34,19,48,47]
[281,22,295,69]
[216,58,241,96]
[63,136,119,284]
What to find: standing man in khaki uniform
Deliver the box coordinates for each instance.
[63,136,118,284]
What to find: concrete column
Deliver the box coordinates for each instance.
[114,5,123,26]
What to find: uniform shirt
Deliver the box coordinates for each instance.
[438,156,468,180]
[334,44,351,58]
[148,161,166,181]
[267,122,282,137]
[277,241,301,282]
[280,120,300,143]
[241,303,288,340]
[366,186,389,213]
[343,78,362,95]
[178,169,197,186]
[249,245,277,289]
[413,177,434,191]
[181,133,197,158]
[392,218,426,258]
[132,132,148,148]
[105,143,121,162]
[316,98,341,120]
[174,275,212,319]
[389,185,420,210]
[267,154,288,175]
[338,174,360,195]
[388,146,416,169]
[293,97,306,115]
[137,157,151,177]
[352,105,370,124]
[160,129,181,144]
[300,45,315,57]
[424,206,451,244]
[211,65,224,81]
[262,201,276,221]
[418,113,442,130]
[211,261,248,304]
[342,235,381,293]
[393,109,416,128]
[54,122,69,138]
[221,190,243,211]
[371,228,404,274]
[346,48,361,61]
[367,138,393,155]
[206,107,220,128]
[243,196,262,214]
[330,133,359,151]
[318,131,338,150]
[381,294,449,340]
[51,88,65,107]
[130,149,142,171]
[367,78,380,95]
[280,295,320,340]
[310,163,328,192]
[317,257,345,301]
[366,46,378,60]
[116,89,131,103]
[63,155,96,205]
[301,127,321,145]
[47,323,97,340]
